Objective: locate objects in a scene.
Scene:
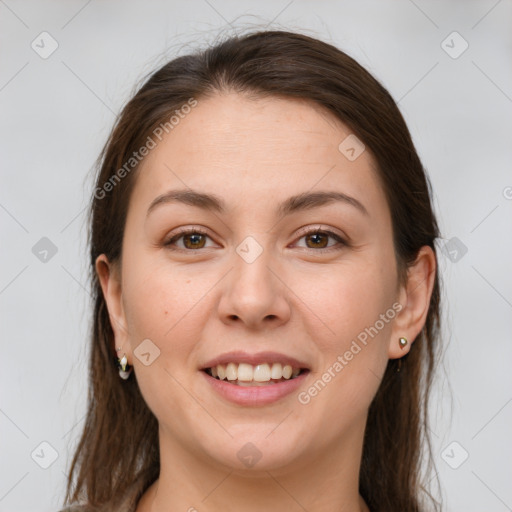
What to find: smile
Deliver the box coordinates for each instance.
[204,362,305,386]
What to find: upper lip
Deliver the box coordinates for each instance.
[201,351,310,370]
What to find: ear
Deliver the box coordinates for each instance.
[388,245,436,359]
[95,254,132,364]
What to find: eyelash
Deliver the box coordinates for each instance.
[163,226,347,254]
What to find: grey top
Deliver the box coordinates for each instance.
[58,491,141,512]
[58,502,137,512]
[58,495,139,512]
[58,472,149,511]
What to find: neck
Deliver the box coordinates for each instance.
[141,419,370,512]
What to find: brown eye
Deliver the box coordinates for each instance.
[305,232,330,249]
[294,229,346,252]
[182,233,206,249]
[164,229,213,251]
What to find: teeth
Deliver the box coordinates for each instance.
[270,363,282,379]
[282,365,292,379]
[226,362,237,381]
[253,363,271,382]
[207,362,303,382]
[237,363,253,381]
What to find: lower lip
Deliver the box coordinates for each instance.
[200,370,309,406]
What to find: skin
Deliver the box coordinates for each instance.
[96,92,436,512]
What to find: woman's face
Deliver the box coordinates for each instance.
[99,92,415,472]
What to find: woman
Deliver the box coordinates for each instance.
[62,29,442,511]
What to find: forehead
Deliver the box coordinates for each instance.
[128,92,388,221]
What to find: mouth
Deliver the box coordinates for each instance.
[203,362,309,386]
[200,351,311,405]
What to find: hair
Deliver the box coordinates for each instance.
[64,29,442,512]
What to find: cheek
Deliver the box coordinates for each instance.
[292,259,395,416]
[294,259,394,349]
[120,261,207,428]
[122,257,203,341]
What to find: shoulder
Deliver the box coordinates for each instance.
[57,500,138,512]
[57,506,91,512]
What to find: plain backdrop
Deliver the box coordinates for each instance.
[1,1,511,511]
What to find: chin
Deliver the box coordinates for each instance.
[200,429,306,473]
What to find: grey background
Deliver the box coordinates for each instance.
[1,1,511,511]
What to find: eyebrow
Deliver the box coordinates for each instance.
[146,189,369,218]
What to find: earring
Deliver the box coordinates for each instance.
[396,337,408,373]
[116,347,133,380]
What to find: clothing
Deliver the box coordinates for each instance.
[58,490,140,512]
[58,502,137,512]
[57,472,147,512]
[57,499,138,512]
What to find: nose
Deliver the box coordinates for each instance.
[217,243,291,330]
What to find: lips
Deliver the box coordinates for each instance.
[201,368,309,406]
[200,350,310,372]
[200,351,310,405]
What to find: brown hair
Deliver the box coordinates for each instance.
[64,29,442,511]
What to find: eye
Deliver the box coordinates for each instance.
[163,226,347,253]
[163,228,216,251]
[293,227,347,252]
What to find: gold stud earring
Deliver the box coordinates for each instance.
[396,337,408,373]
